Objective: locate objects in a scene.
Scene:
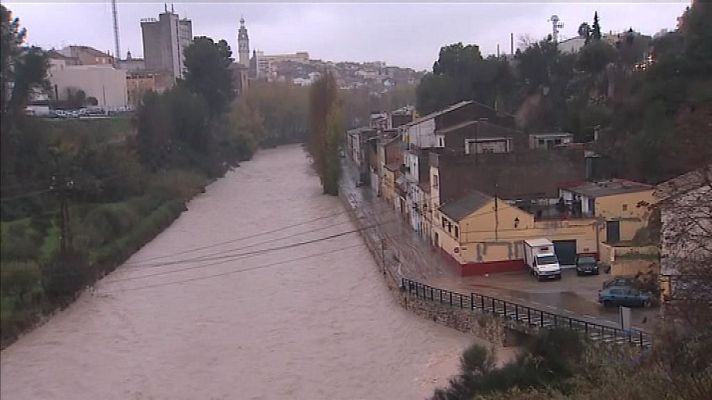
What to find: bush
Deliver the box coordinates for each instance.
[75,203,142,249]
[93,199,185,270]
[432,331,587,400]
[146,170,206,201]
[0,220,44,261]
[0,261,42,304]
[41,250,92,303]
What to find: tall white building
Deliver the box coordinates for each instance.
[141,5,192,82]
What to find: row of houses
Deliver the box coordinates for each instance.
[346,100,658,276]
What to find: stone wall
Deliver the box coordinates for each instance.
[400,291,506,346]
[339,187,507,347]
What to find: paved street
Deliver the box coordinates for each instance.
[340,158,659,332]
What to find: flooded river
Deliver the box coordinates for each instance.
[1,145,474,399]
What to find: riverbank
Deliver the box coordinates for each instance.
[1,145,475,399]
[0,169,220,348]
[337,161,513,350]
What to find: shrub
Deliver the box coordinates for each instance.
[41,250,92,303]
[0,221,42,261]
[146,170,206,201]
[0,261,42,304]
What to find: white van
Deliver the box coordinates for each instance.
[523,238,562,281]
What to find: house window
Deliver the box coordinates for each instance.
[448,222,452,234]
[439,137,444,147]
[454,226,459,238]
[538,139,545,146]
[622,204,628,211]
[442,217,446,228]
[433,174,439,187]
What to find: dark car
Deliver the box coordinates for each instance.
[575,255,599,276]
[598,286,653,307]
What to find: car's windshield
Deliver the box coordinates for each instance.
[536,255,558,265]
[578,256,596,264]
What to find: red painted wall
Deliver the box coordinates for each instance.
[440,248,527,276]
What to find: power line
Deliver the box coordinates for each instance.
[120,217,356,270]
[0,188,54,202]
[127,209,349,264]
[115,219,394,273]
[101,243,367,293]
[121,206,397,270]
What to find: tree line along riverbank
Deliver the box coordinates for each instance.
[0,6,314,348]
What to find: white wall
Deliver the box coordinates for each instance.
[49,65,128,110]
[405,118,436,148]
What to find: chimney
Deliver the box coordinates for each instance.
[510,33,514,54]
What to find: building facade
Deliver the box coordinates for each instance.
[48,65,128,111]
[141,7,193,83]
[59,45,114,66]
[655,165,712,303]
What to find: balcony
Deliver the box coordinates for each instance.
[516,202,594,221]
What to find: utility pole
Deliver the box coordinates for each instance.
[51,175,74,254]
[494,182,499,241]
[381,238,387,275]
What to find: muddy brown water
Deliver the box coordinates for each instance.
[1,145,477,400]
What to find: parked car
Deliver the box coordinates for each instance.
[602,277,639,289]
[575,255,599,275]
[598,286,653,307]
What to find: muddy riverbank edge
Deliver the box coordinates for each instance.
[337,188,509,347]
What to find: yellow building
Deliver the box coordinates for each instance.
[559,179,656,244]
[429,178,656,276]
[381,163,400,208]
[433,191,600,275]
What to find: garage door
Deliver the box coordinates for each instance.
[553,240,577,266]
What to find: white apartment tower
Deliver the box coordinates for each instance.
[141,5,193,82]
[238,17,250,67]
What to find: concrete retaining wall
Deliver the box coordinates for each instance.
[339,187,507,347]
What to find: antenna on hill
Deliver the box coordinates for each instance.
[111,0,121,63]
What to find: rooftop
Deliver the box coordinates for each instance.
[436,119,520,136]
[440,190,492,221]
[655,164,712,201]
[564,179,652,198]
[403,101,473,127]
[530,132,574,138]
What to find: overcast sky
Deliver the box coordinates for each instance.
[5,1,690,71]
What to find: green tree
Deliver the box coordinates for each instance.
[307,71,342,195]
[577,40,617,74]
[591,11,602,40]
[182,36,235,115]
[417,42,514,114]
[0,5,48,183]
[578,22,591,43]
[135,91,173,170]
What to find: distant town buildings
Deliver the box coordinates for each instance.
[140,5,192,83]
[59,45,114,65]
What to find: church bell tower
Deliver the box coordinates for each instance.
[238,17,250,67]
